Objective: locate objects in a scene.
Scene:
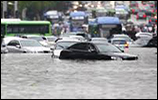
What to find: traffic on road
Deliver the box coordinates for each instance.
[1,1,157,99]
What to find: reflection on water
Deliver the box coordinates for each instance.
[1,47,157,99]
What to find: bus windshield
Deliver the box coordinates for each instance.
[96,17,122,38]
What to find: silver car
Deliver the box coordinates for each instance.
[4,37,52,53]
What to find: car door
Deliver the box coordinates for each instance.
[68,43,91,59]
[7,40,23,53]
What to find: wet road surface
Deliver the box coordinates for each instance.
[1,47,157,99]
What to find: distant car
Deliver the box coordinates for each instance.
[148,1,156,8]
[111,34,133,44]
[149,16,157,25]
[142,1,148,5]
[91,38,108,43]
[134,36,156,47]
[53,40,79,58]
[136,12,147,20]
[111,38,129,52]
[44,36,58,48]
[135,32,153,39]
[115,1,124,6]
[146,35,157,47]
[60,32,91,41]
[142,7,155,16]
[131,7,139,14]
[4,37,51,53]
[69,35,87,42]
[59,42,138,60]
[130,1,138,8]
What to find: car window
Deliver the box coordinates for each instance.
[112,40,126,44]
[95,43,121,53]
[56,42,76,49]
[28,37,44,41]
[69,43,89,51]
[20,40,42,47]
[8,40,20,46]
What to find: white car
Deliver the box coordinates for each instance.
[53,40,79,58]
[69,35,87,42]
[91,37,108,43]
[111,38,129,52]
[4,37,52,53]
[20,35,49,47]
[44,36,58,48]
[112,34,134,44]
[135,32,153,39]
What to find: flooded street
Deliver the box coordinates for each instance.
[1,47,157,99]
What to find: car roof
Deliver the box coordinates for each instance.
[113,34,129,37]
[111,38,127,41]
[4,37,31,44]
[22,35,43,37]
[57,39,79,43]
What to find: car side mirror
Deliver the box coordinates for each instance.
[16,45,21,49]
[90,49,97,53]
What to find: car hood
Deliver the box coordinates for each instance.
[23,47,51,53]
[103,52,138,60]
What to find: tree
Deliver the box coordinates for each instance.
[18,1,71,20]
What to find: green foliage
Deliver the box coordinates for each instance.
[18,1,71,20]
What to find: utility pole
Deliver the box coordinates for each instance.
[3,1,7,18]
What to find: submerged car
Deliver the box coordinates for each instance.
[4,37,52,53]
[53,39,79,58]
[58,42,138,60]
[20,35,48,47]
[145,35,157,47]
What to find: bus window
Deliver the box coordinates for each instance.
[7,25,49,35]
[1,21,52,36]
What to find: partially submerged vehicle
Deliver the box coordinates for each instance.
[57,42,138,60]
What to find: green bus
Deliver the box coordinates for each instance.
[1,20,52,37]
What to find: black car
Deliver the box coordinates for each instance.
[145,35,157,47]
[59,42,138,60]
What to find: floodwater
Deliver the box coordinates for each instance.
[1,47,157,99]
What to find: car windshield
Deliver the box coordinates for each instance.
[92,38,107,41]
[47,37,57,42]
[113,36,132,42]
[20,40,42,47]
[112,40,126,44]
[28,37,44,41]
[95,43,121,53]
[56,41,77,49]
